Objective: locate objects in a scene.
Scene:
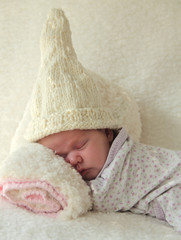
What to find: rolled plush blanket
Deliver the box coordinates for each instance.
[0,143,92,218]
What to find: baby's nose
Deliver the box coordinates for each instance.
[66,152,82,167]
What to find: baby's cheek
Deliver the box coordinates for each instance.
[96,151,107,169]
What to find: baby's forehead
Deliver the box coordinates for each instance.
[53,129,90,142]
[57,129,108,145]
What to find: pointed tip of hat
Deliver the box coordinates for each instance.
[48,8,65,19]
[44,8,69,34]
[40,8,75,57]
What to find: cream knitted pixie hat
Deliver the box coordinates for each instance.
[25,9,141,142]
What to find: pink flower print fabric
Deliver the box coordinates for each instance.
[89,136,181,232]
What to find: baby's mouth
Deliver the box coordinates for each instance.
[76,165,89,179]
[79,169,88,178]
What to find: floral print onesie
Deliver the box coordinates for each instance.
[89,128,181,232]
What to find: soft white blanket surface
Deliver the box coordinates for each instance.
[0,0,181,239]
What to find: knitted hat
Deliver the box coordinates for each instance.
[25,9,141,142]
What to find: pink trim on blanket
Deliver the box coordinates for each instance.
[0,180,68,215]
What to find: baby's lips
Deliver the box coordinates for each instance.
[76,164,83,172]
[79,169,88,178]
[76,167,85,175]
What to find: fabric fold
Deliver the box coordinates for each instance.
[0,180,67,214]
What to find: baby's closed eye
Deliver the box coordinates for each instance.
[75,140,88,150]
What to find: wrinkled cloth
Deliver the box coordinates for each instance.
[89,129,181,232]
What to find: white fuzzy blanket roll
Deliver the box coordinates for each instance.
[0,143,92,218]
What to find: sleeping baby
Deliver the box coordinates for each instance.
[38,127,181,232]
[5,9,181,233]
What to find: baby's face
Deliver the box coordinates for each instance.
[38,129,113,181]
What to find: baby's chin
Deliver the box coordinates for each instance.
[80,169,99,181]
